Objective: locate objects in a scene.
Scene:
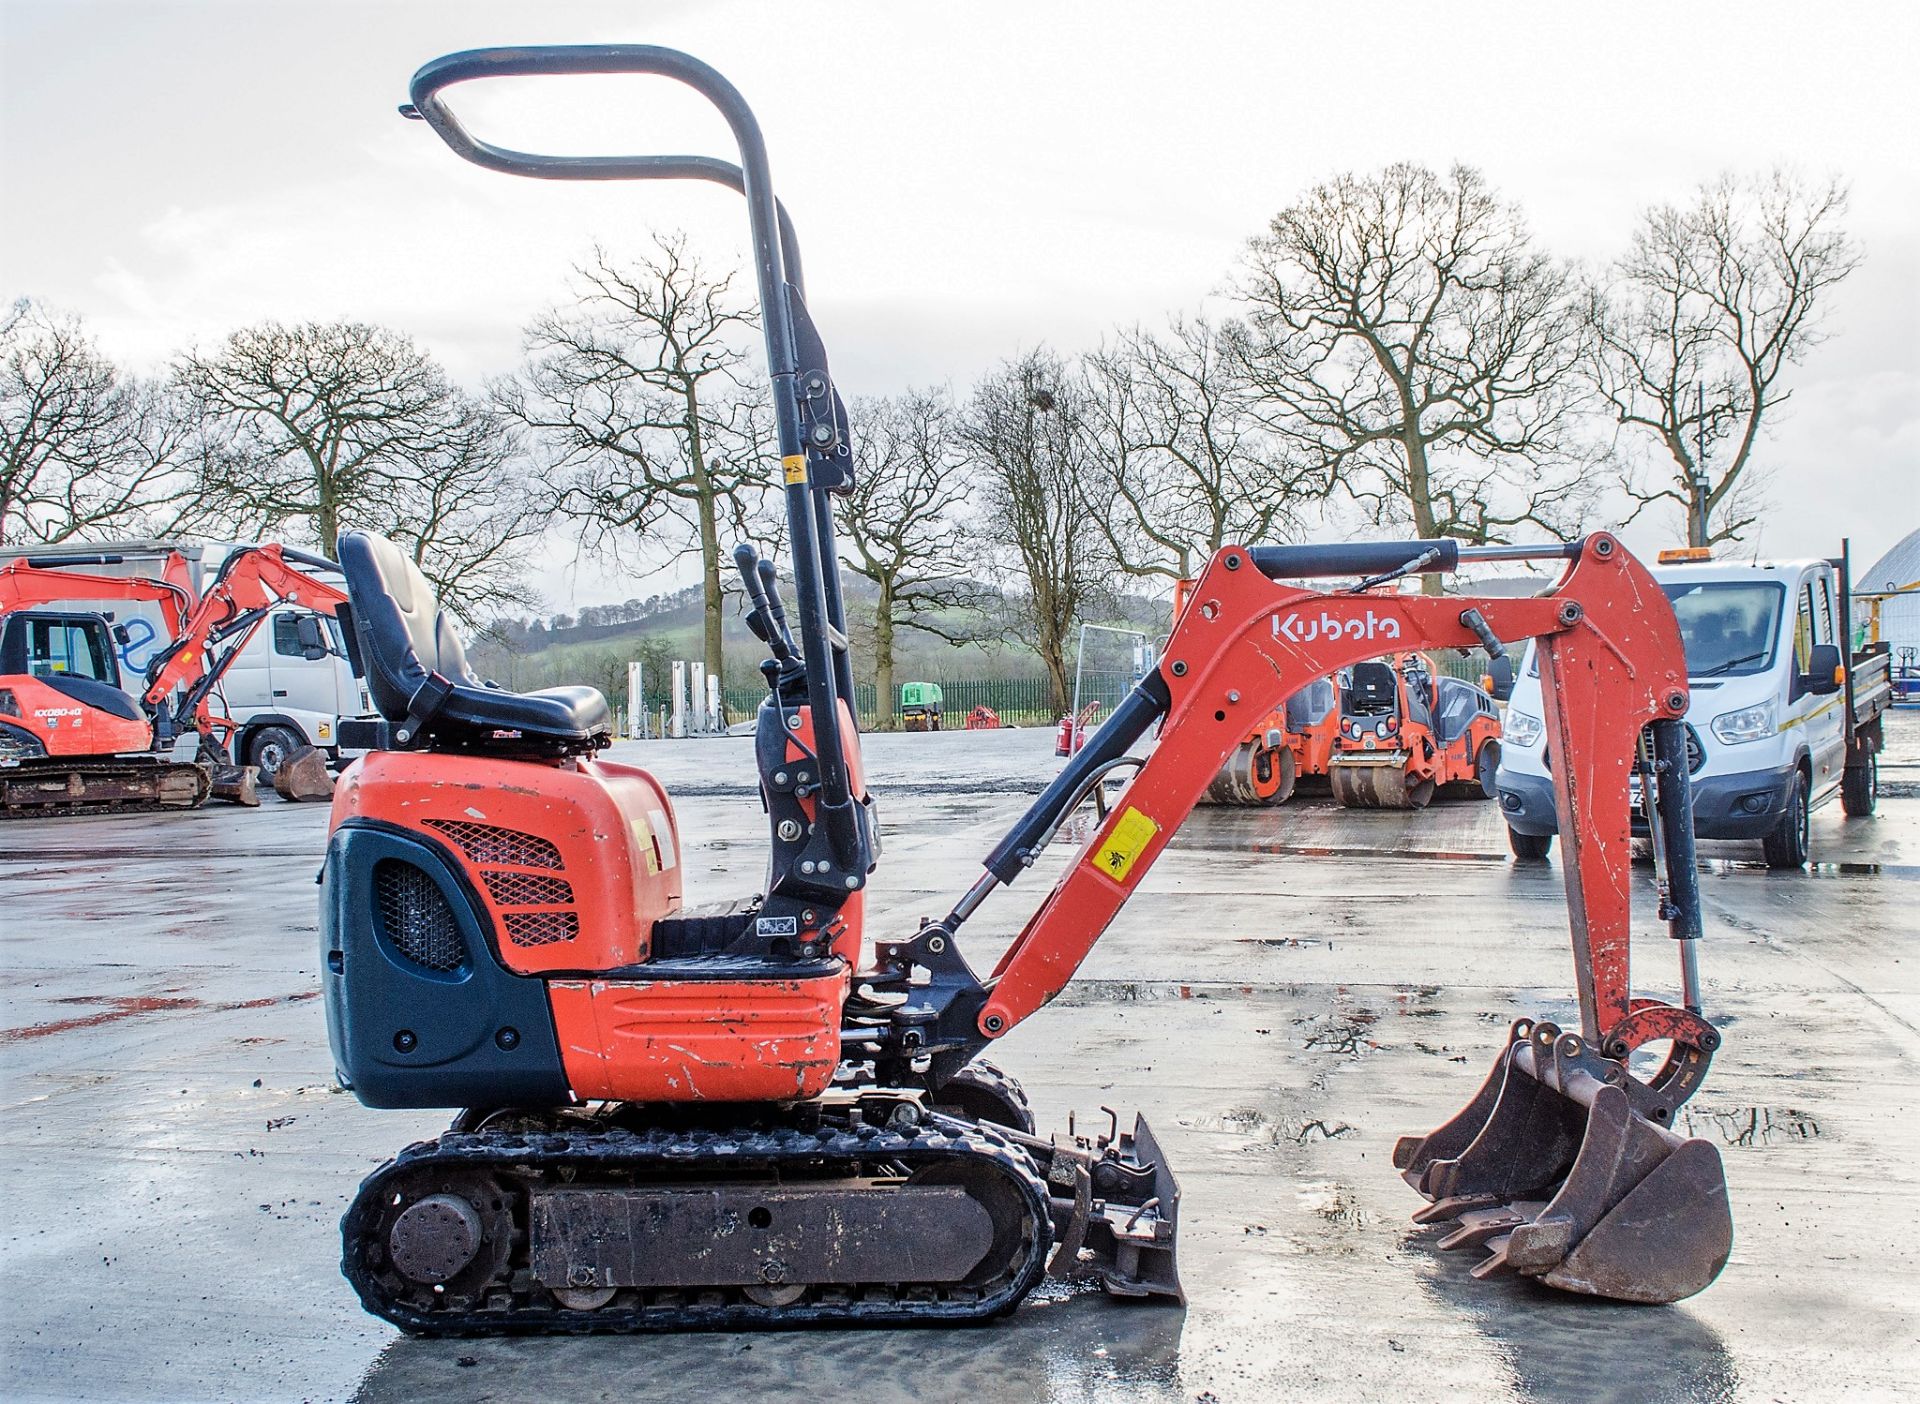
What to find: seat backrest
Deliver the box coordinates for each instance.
[336,531,476,722]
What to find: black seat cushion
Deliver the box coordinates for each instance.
[336,531,610,753]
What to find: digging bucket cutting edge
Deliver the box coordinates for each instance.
[1394,1021,1732,1304]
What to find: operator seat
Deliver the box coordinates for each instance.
[336,531,611,755]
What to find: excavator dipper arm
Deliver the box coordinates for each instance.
[887,532,1732,1305]
[141,545,347,722]
[925,532,1694,1057]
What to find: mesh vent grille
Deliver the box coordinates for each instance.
[481,870,575,907]
[424,819,563,870]
[374,860,465,973]
[503,909,580,947]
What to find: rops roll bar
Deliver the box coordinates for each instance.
[402,46,861,866]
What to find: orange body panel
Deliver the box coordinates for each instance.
[548,972,846,1102]
[331,749,682,974]
[2,675,154,757]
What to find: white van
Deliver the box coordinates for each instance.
[1497,552,1888,869]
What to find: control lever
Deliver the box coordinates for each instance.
[734,544,797,667]
[757,558,798,658]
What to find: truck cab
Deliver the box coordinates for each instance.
[218,605,373,781]
[1498,553,1879,868]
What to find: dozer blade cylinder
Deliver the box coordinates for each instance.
[1398,1022,1732,1304]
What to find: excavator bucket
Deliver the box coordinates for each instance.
[272,746,337,802]
[1393,1021,1732,1304]
[209,763,261,806]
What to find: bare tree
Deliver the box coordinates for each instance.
[1081,315,1307,582]
[964,349,1106,714]
[177,319,538,621]
[0,299,199,544]
[835,388,983,728]
[1584,171,1860,547]
[1235,164,1591,589]
[499,235,772,690]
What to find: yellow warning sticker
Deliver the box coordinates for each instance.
[1091,805,1159,885]
[782,453,808,485]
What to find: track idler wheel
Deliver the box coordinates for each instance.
[1393,1020,1732,1304]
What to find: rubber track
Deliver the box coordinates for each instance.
[0,759,209,818]
[342,1114,1053,1336]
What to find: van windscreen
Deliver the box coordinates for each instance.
[1520,580,1785,680]
[1661,582,1784,678]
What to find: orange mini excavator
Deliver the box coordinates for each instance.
[0,545,346,815]
[318,45,1733,1335]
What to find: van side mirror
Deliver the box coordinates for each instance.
[1803,643,1843,696]
[294,614,330,662]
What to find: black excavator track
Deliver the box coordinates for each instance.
[342,1106,1053,1335]
[0,757,210,818]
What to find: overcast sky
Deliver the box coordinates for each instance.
[4,0,1916,607]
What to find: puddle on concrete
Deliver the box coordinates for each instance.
[1680,1105,1825,1147]
[1297,1180,1368,1228]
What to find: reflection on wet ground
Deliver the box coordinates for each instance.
[1412,1239,1741,1404]
[351,1284,1191,1404]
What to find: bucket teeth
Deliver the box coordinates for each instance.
[1397,1021,1733,1304]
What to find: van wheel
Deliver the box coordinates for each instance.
[1508,827,1552,862]
[1761,770,1811,869]
[247,726,303,786]
[1841,753,1877,817]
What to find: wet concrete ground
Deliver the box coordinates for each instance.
[3,713,1917,1402]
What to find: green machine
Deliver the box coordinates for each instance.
[900,681,944,731]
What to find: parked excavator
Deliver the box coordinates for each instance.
[1328,649,1506,809]
[0,544,346,816]
[317,44,1733,1336]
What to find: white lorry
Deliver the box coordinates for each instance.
[0,539,374,784]
[1497,546,1893,869]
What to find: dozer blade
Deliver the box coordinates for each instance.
[1396,1021,1732,1304]
[210,763,261,806]
[1040,1110,1184,1303]
[1329,753,1430,809]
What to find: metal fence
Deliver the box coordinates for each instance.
[691,649,1512,733]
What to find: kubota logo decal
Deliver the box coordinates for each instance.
[1274,608,1402,644]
